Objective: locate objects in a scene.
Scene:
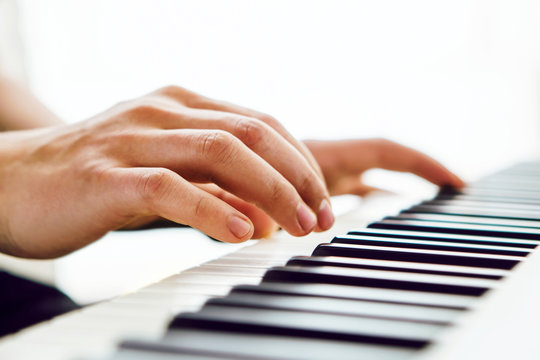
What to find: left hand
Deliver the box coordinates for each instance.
[304,138,464,196]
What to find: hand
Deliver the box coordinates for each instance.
[304,138,464,196]
[189,138,464,238]
[0,86,332,258]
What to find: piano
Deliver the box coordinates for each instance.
[2,161,540,359]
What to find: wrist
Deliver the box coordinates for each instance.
[0,128,55,255]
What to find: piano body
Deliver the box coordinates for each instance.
[2,162,540,359]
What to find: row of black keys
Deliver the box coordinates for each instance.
[110,163,540,360]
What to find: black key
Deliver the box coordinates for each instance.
[207,292,461,324]
[449,187,540,199]
[405,204,540,222]
[286,256,507,279]
[331,235,529,256]
[370,218,540,240]
[468,183,540,192]
[126,329,417,360]
[435,193,540,206]
[262,266,495,296]
[312,243,521,269]
[392,213,540,229]
[231,282,475,309]
[347,228,537,249]
[422,199,540,212]
[170,305,443,348]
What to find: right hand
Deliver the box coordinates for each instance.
[0,86,332,258]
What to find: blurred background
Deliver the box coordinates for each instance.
[1,0,540,303]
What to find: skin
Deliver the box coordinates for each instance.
[0,78,463,259]
[305,138,464,196]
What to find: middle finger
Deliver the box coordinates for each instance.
[139,105,334,230]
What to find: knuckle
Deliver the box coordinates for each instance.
[125,99,166,120]
[193,196,212,219]
[258,113,280,128]
[199,131,238,164]
[233,118,267,147]
[268,180,288,204]
[85,163,115,184]
[156,85,186,97]
[157,85,199,105]
[298,172,314,195]
[136,169,172,208]
[106,131,140,148]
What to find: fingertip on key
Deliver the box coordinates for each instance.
[297,203,317,234]
[317,199,335,230]
[228,215,253,240]
[452,174,466,188]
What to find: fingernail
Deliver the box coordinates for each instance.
[297,203,317,233]
[228,216,252,239]
[318,199,334,230]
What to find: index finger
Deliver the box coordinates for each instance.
[335,139,464,188]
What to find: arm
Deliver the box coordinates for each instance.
[0,86,332,259]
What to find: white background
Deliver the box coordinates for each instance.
[18,0,540,177]
[9,0,540,302]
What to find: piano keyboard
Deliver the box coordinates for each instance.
[3,162,540,359]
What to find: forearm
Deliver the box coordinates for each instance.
[0,74,63,131]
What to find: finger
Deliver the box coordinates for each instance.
[124,100,333,230]
[181,108,333,229]
[155,86,325,182]
[141,105,330,205]
[371,139,465,187]
[111,167,255,243]
[346,183,383,196]
[329,139,464,188]
[118,130,319,236]
[195,183,279,238]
